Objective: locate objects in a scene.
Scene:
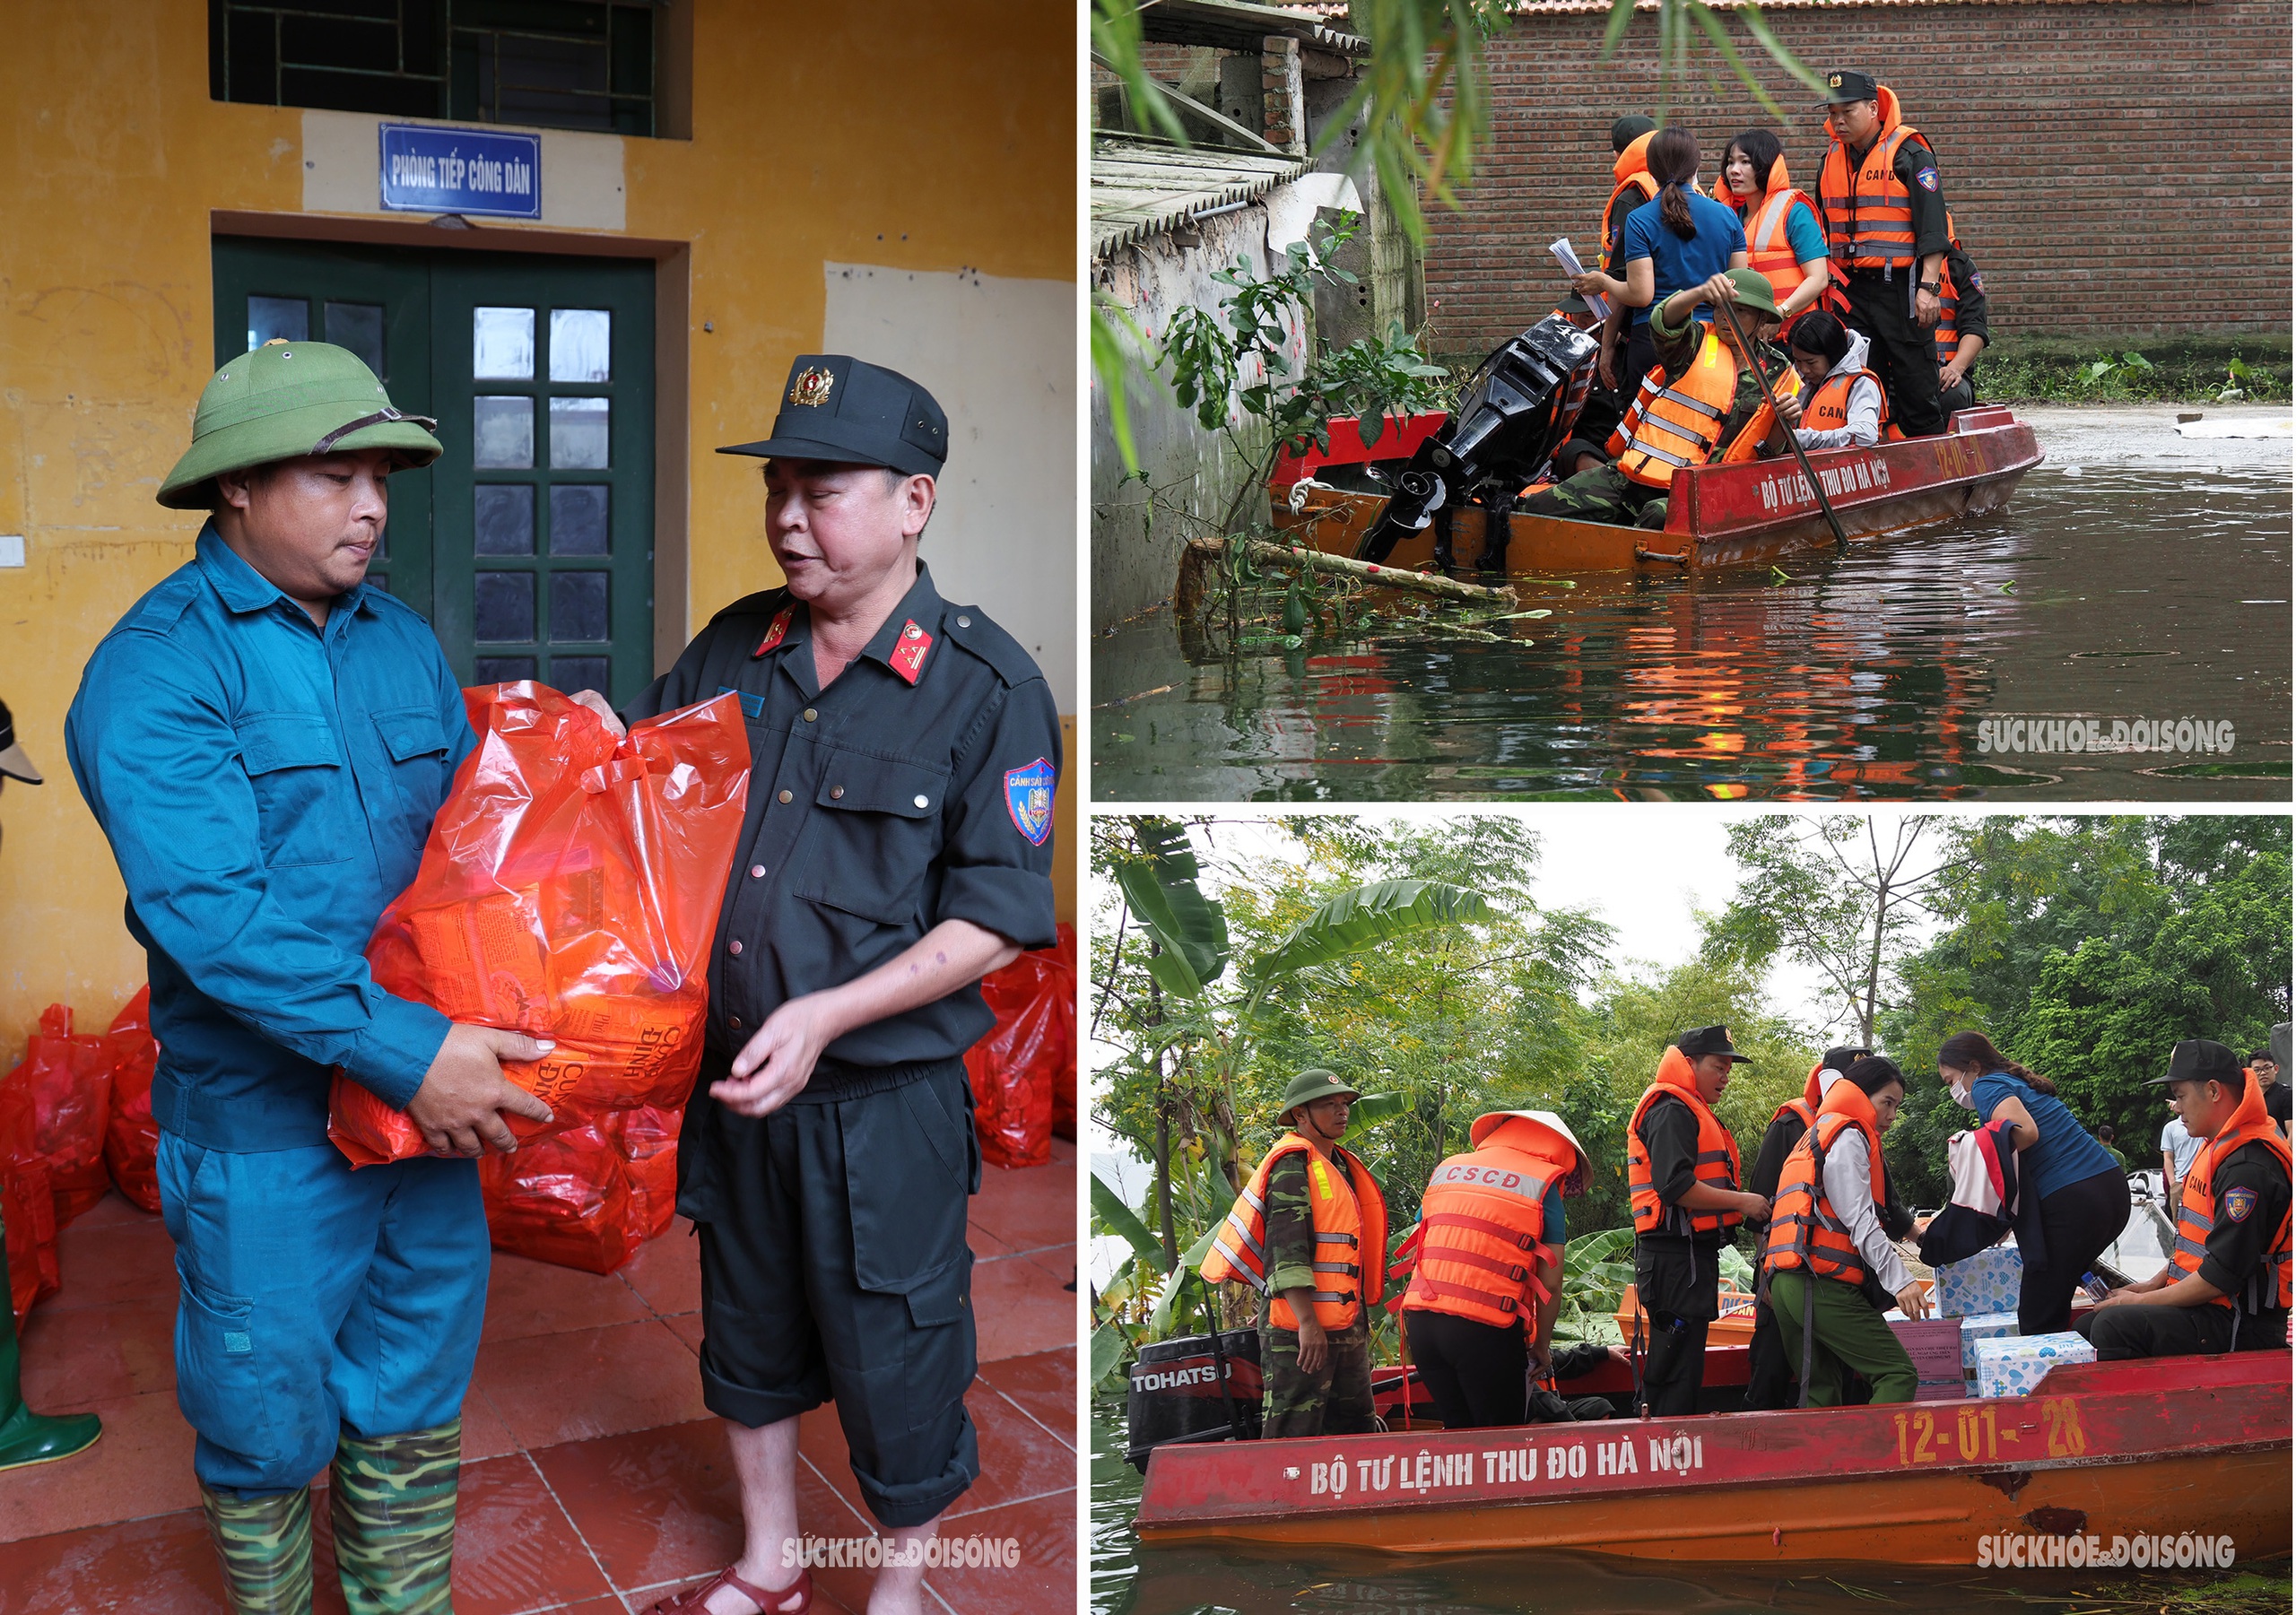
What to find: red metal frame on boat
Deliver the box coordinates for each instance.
[1269,411,1449,484]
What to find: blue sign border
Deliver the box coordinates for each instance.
[378,124,543,220]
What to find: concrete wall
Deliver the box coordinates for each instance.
[1423,0,2292,361]
[0,0,1076,1050]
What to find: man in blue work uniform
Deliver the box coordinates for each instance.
[68,341,554,1613]
[571,355,1059,1615]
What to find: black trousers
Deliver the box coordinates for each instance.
[1576,325,1658,449]
[1403,1308,1527,1430]
[2076,1301,2291,1359]
[1638,1311,1709,1415]
[1843,270,1945,438]
[2018,1167,2131,1336]
[690,1057,982,1528]
[1742,1295,1796,1411]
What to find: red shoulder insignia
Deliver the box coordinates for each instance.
[889,619,933,685]
[752,607,792,659]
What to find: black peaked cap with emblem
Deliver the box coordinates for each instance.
[1816,68,1880,107]
[718,355,948,476]
[1676,1024,1752,1064]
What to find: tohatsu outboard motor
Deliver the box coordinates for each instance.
[1124,1327,1263,1471]
[1353,314,1600,572]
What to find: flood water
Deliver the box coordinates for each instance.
[1091,1402,2276,1615]
[1091,407,2291,801]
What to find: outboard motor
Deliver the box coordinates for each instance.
[1123,1327,1262,1471]
[1354,315,1600,570]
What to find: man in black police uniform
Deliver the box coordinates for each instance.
[2077,1040,2292,1360]
[574,355,1059,1615]
[1815,69,1952,437]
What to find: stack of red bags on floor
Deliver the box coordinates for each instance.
[967,923,1077,1170]
[102,987,163,1214]
[478,1104,681,1274]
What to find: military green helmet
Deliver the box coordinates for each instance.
[157,340,442,510]
[1719,266,1783,322]
[1278,1068,1360,1121]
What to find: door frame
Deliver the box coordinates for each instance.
[211,209,691,677]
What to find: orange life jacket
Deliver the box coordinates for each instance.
[1800,365,1893,445]
[1934,215,1967,369]
[1602,132,1662,263]
[2170,1072,2293,1316]
[1718,363,1805,464]
[1201,1132,1390,1331]
[1762,1079,1888,1288]
[1818,86,1933,270]
[1771,1065,1827,1132]
[1399,1114,1582,1330]
[1607,331,1739,489]
[1717,156,1820,309]
[1627,1047,1745,1235]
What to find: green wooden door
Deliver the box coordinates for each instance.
[211,240,655,704]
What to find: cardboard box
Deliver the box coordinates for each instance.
[1973,1331,2094,1398]
[1889,1316,1966,1383]
[1935,1240,2023,1318]
[1959,1311,2021,1374]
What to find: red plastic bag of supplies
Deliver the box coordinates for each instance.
[0,1006,114,1227]
[478,1122,646,1274]
[102,987,163,1215]
[967,932,1077,1170]
[1048,925,1078,1140]
[328,686,750,1167]
[614,1104,683,1240]
[2,1145,58,1324]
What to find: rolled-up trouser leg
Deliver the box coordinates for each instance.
[331,1421,461,1614]
[695,1060,983,1530]
[201,1480,314,1615]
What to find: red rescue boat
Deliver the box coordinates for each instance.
[1135,1352,2290,1565]
[1270,406,2044,576]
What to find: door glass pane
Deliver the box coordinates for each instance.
[552,571,610,641]
[549,484,609,554]
[325,300,386,377]
[473,396,535,468]
[474,571,535,641]
[550,309,612,382]
[248,295,308,350]
[473,484,535,555]
[474,656,536,684]
[548,397,610,468]
[551,655,609,693]
[473,307,535,378]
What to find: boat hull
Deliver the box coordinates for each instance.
[1272,408,2043,577]
[1135,1354,2290,1566]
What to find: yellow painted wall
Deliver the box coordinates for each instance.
[0,0,1076,1054]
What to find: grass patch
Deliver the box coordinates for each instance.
[1970,331,2290,405]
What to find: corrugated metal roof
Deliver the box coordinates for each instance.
[1091,139,1316,257]
[1137,0,1367,53]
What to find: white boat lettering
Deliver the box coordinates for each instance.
[1309,1453,1350,1495]
[1547,1442,1587,1480]
[1356,1454,1396,1492]
[1596,1434,1639,1475]
[1482,1444,1538,1484]
[1648,1433,1706,1473]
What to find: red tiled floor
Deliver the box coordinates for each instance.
[17,1291,176,1410]
[0,1506,224,1614]
[458,1385,525,1464]
[948,1384,1074,1516]
[918,1489,1076,1615]
[481,1249,654,1343]
[660,1310,708,1356]
[966,1218,1017,1258]
[967,1157,1074,1256]
[970,1254,1074,1366]
[43,1216,178,1310]
[440,1453,613,1614]
[66,1189,152,1233]
[473,1318,711,1450]
[618,1222,702,1317]
[0,1389,203,1541]
[976,1350,1075,1452]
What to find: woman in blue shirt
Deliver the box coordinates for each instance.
[1937,1030,2129,1333]
[1572,126,1747,404]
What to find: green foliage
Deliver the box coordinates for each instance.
[1552,1226,1634,1344]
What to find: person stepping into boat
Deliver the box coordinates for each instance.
[1744,1046,1866,1411]
[2076,1040,2291,1360]
[1202,1069,1390,1439]
[1396,1110,1589,1429]
[1761,1056,1928,1406]
[1814,70,1952,438]
[1519,268,1799,533]
[1625,1027,1770,1417]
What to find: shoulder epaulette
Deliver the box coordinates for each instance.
[942,604,1044,690]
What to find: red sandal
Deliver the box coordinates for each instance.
[643,1565,813,1615]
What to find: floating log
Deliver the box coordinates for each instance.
[1178,535,1517,614]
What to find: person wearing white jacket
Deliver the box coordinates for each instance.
[1780,311,1888,449]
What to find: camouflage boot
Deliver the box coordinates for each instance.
[330,1420,461,1614]
[199,1481,315,1614]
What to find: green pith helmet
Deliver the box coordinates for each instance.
[1278,1068,1360,1123]
[1719,267,1782,322]
[157,340,442,510]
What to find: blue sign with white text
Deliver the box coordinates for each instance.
[378,124,542,219]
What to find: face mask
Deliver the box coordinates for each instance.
[1948,1077,1977,1111]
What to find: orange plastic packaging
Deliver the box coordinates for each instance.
[102,986,163,1215]
[0,1005,115,1227]
[328,685,750,1167]
[476,1103,683,1274]
[966,925,1077,1170]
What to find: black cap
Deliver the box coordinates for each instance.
[718,355,948,476]
[0,699,40,786]
[1676,1025,1752,1064]
[1817,69,1880,107]
[2147,1038,2244,1088]
[1820,1046,1873,1075]
[1611,115,1657,153]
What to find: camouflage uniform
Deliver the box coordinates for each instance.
[1257,1150,1378,1438]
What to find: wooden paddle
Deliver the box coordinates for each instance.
[1715,292,1848,548]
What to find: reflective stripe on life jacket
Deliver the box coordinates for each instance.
[1762,1080,1888,1288]
[1718,361,1805,463]
[1399,1115,1578,1330]
[1819,90,1931,270]
[1627,1046,1746,1235]
[1612,332,1738,489]
[2170,1072,2294,1315]
[1200,1132,1391,1331]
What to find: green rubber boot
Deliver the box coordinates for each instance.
[200,1481,316,1614]
[0,1212,103,1473]
[330,1420,462,1614]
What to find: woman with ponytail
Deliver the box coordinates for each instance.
[1935,1030,2129,1333]
[1571,126,1747,403]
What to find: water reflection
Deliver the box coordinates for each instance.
[1092,410,2290,802]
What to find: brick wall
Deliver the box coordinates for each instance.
[1422,0,2292,360]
